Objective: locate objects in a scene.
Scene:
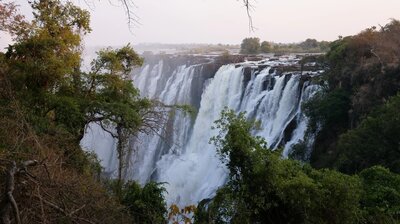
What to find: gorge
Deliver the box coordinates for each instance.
[81,53,323,206]
[2,1,400,222]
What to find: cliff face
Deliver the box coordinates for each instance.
[307,21,400,171]
[83,53,323,206]
[136,54,246,109]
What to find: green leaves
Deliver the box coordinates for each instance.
[199,109,400,223]
[203,108,400,223]
[0,1,160,185]
[91,44,143,78]
[84,45,151,137]
[336,94,400,174]
[303,88,351,133]
[240,37,260,54]
[120,181,167,224]
[360,166,400,222]
[31,0,91,35]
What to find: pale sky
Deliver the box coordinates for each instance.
[1,0,400,48]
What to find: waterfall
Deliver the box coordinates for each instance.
[129,64,199,184]
[81,55,321,207]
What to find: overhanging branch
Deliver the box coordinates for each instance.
[241,0,256,32]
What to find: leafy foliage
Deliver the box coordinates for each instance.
[200,109,365,223]
[305,20,400,169]
[303,88,351,167]
[120,181,168,224]
[241,37,330,54]
[0,1,162,223]
[2,1,400,223]
[335,94,400,173]
[304,88,351,133]
[168,204,196,224]
[0,1,31,39]
[359,166,400,222]
[240,37,260,54]
[260,41,272,53]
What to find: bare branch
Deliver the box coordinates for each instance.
[3,162,20,224]
[370,48,385,73]
[96,121,118,138]
[0,160,39,224]
[119,0,141,31]
[241,0,256,32]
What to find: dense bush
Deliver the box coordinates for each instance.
[0,1,160,223]
[1,1,400,223]
[196,109,400,223]
[305,20,400,169]
[335,94,400,173]
[240,37,261,54]
[240,37,330,54]
[105,181,168,224]
[260,41,272,53]
[359,166,400,222]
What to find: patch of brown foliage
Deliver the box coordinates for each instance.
[0,65,131,224]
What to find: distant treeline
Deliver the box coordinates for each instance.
[135,43,240,55]
[134,39,330,55]
[240,37,331,54]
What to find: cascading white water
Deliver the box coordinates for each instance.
[82,55,321,207]
[283,83,321,158]
[128,64,198,184]
[156,65,243,206]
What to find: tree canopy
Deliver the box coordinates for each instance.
[0,1,163,222]
[196,109,400,223]
[240,37,260,54]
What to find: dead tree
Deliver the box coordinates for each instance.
[0,160,38,224]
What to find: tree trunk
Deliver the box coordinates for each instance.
[116,124,127,196]
[0,162,21,224]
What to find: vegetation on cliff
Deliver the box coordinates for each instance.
[0,0,399,223]
[302,20,400,173]
[240,37,330,54]
[195,109,400,223]
[194,19,400,224]
[0,1,165,223]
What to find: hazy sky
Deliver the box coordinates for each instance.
[1,0,400,48]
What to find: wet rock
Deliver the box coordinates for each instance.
[262,76,275,91]
[284,73,293,85]
[283,118,298,144]
[269,68,275,74]
[243,66,252,87]
[299,74,311,90]
[258,64,269,70]
[245,56,264,61]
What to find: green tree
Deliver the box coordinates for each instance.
[303,88,352,168]
[0,1,165,222]
[5,0,90,93]
[299,20,400,173]
[0,1,154,223]
[198,109,362,223]
[240,37,260,54]
[82,45,162,183]
[260,41,272,53]
[300,38,319,50]
[104,180,167,223]
[335,94,400,174]
[121,182,167,224]
[2,0,93,169]
[319,40,331,52]
[359,166,400,222]
[2,0,163,184]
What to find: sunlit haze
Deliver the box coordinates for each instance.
[1,0,400,48]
